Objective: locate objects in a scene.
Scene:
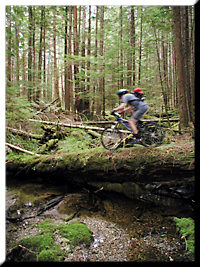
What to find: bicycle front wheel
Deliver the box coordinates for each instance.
[141,122,164,147]
[101,127,122,150]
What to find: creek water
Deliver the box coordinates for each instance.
[6,176,194,262]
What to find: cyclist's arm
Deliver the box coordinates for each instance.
[112,102,126,112]
[124,105,134,112]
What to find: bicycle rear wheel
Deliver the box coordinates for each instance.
[101,127,122,150]
[141,122,164,147]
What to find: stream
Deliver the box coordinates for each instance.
[6,175,194,262]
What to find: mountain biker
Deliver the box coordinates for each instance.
[111,88,149,143]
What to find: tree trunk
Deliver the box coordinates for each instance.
[6,6,12,88]
[181,7,194,124]
[73,6,80,113]
[53,6,60,105]
[131,6,135,86]
[153,24,171,128]
[64,6,70,111]
[172,6,189,130]
[43,6,46,99]
[98,6,105,116]
[92,6,99,115]
[28,6,33,101]
[138,7,143,85]
[120,6,123,88]
[85,5,91,115]
[37,6,44,102]
[80,6,86,112]
[68,6,73,113]
[32,6,36,102]
[14,8,20,94]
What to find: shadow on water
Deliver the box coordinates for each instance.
[6,175,194,262]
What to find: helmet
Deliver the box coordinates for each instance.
[133,88,143,94]
[117,89,128,96]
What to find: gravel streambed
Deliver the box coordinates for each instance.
[64,217,130,261]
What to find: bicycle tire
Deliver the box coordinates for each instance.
[101,127,122,150]
[141,122,164,147]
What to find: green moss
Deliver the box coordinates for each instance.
[14,219,93,261]
[18,230,63,261]
[174,217,195,255]
[58,221,93,247]
[37,250,58,262]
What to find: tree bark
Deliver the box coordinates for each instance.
[28,6,33,101]
[120,6,123,88]
[64,6,70,111]
[97,6,104,116]
[68,6,73,113]
[73,6,80,112]
[85,6,91,115]
[130,6,135,86]
[138,7,143,85]
[172,6,189,130]
[36,6,44,102]
[53,6,60,106]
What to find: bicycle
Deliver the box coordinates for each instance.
[101,112,164,150]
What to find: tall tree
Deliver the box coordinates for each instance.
[6,6,12,88]
[85,5,91,114]
[28,6,33,101]
[120,6,123,88]
[97,6,104,115]
[64,6,70,111]
[130,6,136,86]
[181,6,194,124]
[80,5,86,112]
[138,7,143,85]
[172,6,189,129]
[73,6,79,112]
[36,6,44,102]
[43,6,46,99]
[53,6,60,105]
[68,6,73,112]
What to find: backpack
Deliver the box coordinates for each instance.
[129,88,146,103]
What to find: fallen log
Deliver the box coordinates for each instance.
[6,127,42,140]
[6,141,194,184]
[85,118,179,125]
[38,139,59,153]
[37,195,65,216]
[28,119,130,133]
[87,130,101,138]
[6,143,40,156]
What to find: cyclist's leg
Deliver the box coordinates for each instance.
[129,117,138,134]
[130,105,149,138]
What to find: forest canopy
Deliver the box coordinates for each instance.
[6,6,195,129]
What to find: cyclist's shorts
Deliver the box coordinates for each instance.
[133,105,149,121]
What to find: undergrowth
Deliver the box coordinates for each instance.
[174,217,195,259]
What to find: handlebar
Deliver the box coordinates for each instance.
[112,112,121,117]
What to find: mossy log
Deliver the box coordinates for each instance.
[87,130,101,138]
[6,142,194,184]
[6,127,42,140]
[38,139,59,153]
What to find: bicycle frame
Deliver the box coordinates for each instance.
[115,116,133,133]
